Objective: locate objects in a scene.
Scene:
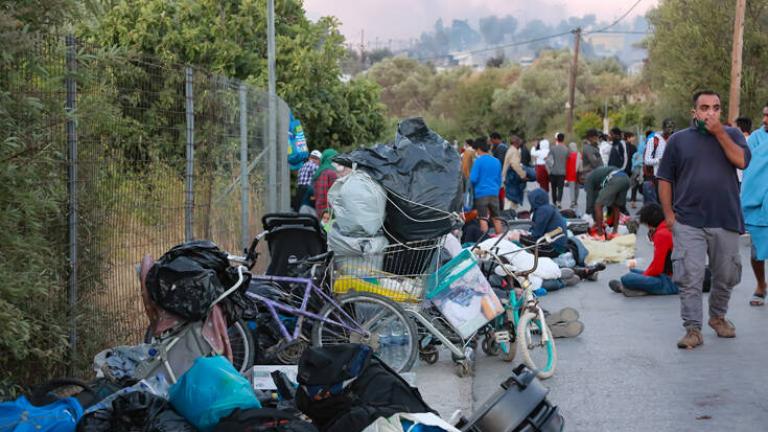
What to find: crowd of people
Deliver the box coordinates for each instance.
[290,89,768,350]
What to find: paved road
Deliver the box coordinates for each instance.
[414,203,768,430]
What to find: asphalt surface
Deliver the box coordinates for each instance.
[414,194,768,431]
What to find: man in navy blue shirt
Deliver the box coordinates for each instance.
[657,90,751,349]
[470,137,503,235]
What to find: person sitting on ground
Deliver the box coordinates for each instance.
[609,203,678,297]
[519,188,568,258]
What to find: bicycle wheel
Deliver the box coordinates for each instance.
[312,291,418,373]
[144,319,255,374]
[227,320,255,374]
[516,311,557,379]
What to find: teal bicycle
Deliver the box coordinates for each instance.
[474,227,564,379]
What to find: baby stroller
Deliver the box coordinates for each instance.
[261,212,327,277]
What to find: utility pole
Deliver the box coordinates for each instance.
[728,0,747,123]
[566,28,581,135]
[267,0,277,213]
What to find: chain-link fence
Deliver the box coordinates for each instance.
[1,35,291,383]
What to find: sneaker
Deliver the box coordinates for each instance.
[708,316,736,338]
[608,280,622,293]
[564,275,581,286]
[621,287,649,297]
[548,320,584,338]
[560,268,575,280]
[547,307,580,324]
[677,328,703,349]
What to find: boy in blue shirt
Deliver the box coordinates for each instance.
[470,137,503,235]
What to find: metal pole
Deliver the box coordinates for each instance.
[267,0,278,214]
[185,66,195,241]
[65,34,78,372]
[277,102,290,211]
[566,28,581,135]
[728,0,747,123]
[239,84,249,251]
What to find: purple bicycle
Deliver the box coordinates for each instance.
[231,233,419,373]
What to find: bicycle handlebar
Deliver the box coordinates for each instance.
[210,265,247,309]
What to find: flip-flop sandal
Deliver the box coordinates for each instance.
[548,320,584,338]
[749,293,766,306]
[547,307,580,324]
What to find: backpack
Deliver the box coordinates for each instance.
[295,344,434,432]
[214,408,318,432]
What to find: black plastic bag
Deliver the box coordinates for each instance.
[295,344,434,432]
[334,117,462,241]
[76,391,195,432]
[146,240,244,322]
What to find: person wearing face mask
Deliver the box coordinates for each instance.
[657,90,751,349]
[312,148,340,218]
[742,103,768,307]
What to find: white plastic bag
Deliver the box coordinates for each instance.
[363,412,461,432]
[476,238,562,281]
[328,225,389,273]
[328,169,387,236]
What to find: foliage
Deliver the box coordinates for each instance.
[646,0,768,124]
[83,0,387,149]
[0,0,77,397]
[574,112,602,140]
[367,49,647,143]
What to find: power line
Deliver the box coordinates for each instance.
[583,0,644,36]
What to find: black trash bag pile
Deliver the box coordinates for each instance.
[77,391,195,432]
[214,407,318,432]
[146,240,248,322]
[295,344,435,432]
[334,117,462,242]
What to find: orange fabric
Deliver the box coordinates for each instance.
[461,149,476,179]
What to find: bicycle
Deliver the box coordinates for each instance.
[233,233,419,373]
[474,227,565,379]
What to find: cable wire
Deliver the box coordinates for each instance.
[583,0,645,36]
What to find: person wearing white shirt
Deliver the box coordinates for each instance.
[598,134,611,166]
[644,119,674,176]
[531,138,550,192]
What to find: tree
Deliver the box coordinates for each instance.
[646,0,768,124]
[84,0,387,149]
[1,0,79,396]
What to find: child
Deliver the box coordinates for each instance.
[320,209,331,232]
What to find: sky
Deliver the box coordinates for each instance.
[304,0,659,46]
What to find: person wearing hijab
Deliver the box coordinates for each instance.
[312,148,339,218]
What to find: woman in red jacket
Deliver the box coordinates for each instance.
[608,203,678,296]
[565,142,581,209]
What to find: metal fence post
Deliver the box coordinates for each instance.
[239,84,249,251]
[277,102,290,211]
[65,35,78,372]
[184,66,195,241]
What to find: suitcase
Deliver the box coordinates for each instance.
[458,365,564,432]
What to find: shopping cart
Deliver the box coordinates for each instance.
[332,236,503,377]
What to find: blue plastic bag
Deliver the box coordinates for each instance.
[0,396,82,432]
[169,356,261,431]
[288,111,309,171]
